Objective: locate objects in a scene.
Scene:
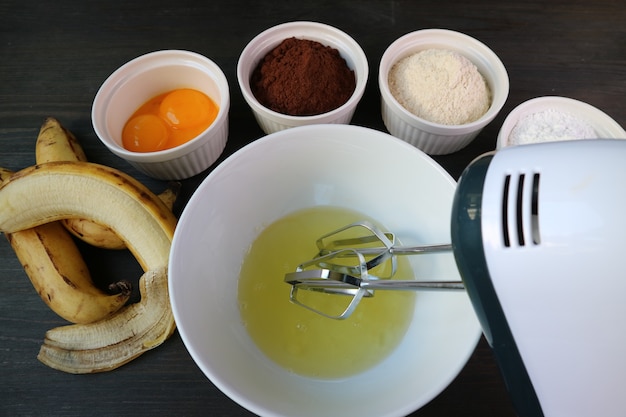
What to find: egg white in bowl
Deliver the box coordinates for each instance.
[169,124,481,417]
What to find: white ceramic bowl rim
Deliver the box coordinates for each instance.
[91,49,230,163]
[236,21,369,125]
[168,124,481,417]
[379,28,509,135]
[496,95,626,149]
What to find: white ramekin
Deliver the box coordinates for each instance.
[92,50,230,180]
[379,29,509,155]
[496,96,626,149]
[237,21,368,134]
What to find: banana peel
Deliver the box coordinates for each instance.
[38,266,174,373]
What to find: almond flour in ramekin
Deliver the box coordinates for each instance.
[388,49,491,125]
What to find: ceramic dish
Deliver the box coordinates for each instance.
[379,29,509,155]
[237,21,368,134]
[169,124,481,417]
[92,50,230,180]
[496,96,626,149]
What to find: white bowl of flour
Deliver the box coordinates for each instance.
[379,29,509,155]
[497,96,626,149]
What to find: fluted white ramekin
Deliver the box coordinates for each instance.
[379,29,509,155]
[92,50,230,180]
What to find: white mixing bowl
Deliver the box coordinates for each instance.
[169,124,480,417]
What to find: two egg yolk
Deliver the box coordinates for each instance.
[122,88,219,153]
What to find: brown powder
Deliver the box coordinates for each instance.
[250,37,356,116]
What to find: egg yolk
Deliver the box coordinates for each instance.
[160,89,215,129]
[122,114,169,152]
[121,88,219,153]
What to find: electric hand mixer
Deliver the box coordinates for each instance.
[284,139,626,417]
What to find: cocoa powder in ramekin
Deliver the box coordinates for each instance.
[250,37,356,116]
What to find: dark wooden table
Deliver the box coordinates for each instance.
[1,0,624,415]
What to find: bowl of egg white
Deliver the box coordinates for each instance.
[169,124,481,417]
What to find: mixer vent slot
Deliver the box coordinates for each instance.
[501,175,512,247]
[531,173,540,245]
[501,172,541,247]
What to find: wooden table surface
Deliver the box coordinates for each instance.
[1,0,624,416]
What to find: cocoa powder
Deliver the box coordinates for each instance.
[250,37,356,116]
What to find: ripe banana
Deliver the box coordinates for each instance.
[0,161,177,373]
[34,117,180,250]
[1,167,131,324]
[6,222,132,324]
[0,167,11,183]
[35,116,88,163]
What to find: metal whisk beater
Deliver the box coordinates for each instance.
[284,220,465,319]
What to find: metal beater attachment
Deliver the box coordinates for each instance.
[284,220,465,319]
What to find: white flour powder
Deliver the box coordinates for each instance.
[388,49,491,125]
[508,108,597,145]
